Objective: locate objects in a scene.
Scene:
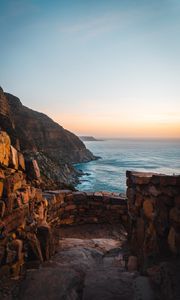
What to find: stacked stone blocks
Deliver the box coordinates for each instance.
[126,170,180,269]
[44,190,128,225]
[0,131,54,278]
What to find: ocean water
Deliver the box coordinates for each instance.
[75,139,180,193]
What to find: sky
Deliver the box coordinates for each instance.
[0,0,180,138]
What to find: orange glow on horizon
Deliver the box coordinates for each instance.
[52,113,180,139]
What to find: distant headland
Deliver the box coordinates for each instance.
[79,136,104,141]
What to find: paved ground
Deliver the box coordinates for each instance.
[14,224,155,300]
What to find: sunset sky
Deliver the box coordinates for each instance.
[0,0,180,138]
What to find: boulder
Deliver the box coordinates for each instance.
[0,169,5,179]
[0,131,11,167]
[18,152,25,171]
[170,207,180,231]
[168,227,177,254]
[143,199,154,220]
[127,255,138,272]
[25,159,41,180]
[37,225,53,260]
[9,145,19,169]
[4,171,24,195]
[0,181,3,198]
[0,200,5,218]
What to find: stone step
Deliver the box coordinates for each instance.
[83,267,134,300]
[83,266,155,300]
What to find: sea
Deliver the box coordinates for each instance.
[75,139,180,193]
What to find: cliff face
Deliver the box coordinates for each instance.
[5,93,94,163]
[0,87,95,188]
[0,88,18,147]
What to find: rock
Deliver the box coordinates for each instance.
[147,261,180,300]
[143,199,154,220]
[133,276,154,300]
[4,171,24,194]
[83,268,134,300]
[170,207,180,230]
[136,218,145,246]
[168,227,177,254]
[149,185,161,197]
[135,193,144,207]
[18,152,25,171]
[127,256,138,272]
[0,169,5,179]
[72,191,86,201]
[26,232,43,262]
[0,88,17,146]
[20,189,30,204]
[135,176,152,185]
[9,145,19,169]
[65,204,77,211]
[11,238,23,261]
[0,245,5,265]
[37,225,53,260]
[159,175,178,186]
[4,192,15,213]
[25,159,41,180]
[175,195,180,209]
[18,267,83,300]
[0,131,11,167]
[127,188,136,202]
[0,200,5,218]
[0,181,3,198]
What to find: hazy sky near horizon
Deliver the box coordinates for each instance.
[0,0,180,138]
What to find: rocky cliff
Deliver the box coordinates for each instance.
[0,88,18,148]
[0,87,95,188]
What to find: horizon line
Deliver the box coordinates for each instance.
[78,136,180,140]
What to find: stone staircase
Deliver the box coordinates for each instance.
[16,225,155,300]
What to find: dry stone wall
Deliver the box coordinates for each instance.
[44,190,128,226]
[0,131,57,278]
[126,171,180,269]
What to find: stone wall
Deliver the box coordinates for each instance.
[0,131,57,278]
[44,190,128,226]
[126,171,180,269]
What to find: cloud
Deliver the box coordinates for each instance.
[57,1,178,40]
[58,8,147,39]
[59,15,116,35]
